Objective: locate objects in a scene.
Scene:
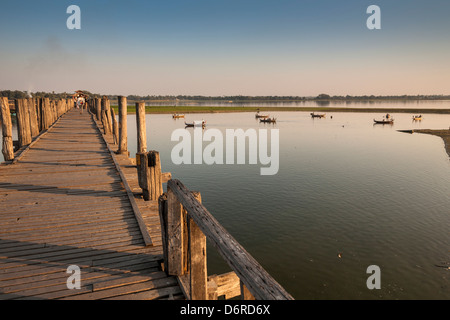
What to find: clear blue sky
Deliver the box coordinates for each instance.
[1,0,449,96]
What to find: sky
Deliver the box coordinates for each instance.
[1,0,450,96]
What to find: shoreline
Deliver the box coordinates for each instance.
[111,105,450,115]
[414,129,450,158]
[399,129,450,158]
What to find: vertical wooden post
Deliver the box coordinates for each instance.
[188,192,208,300]
[158,193,169,272]
[40,98,51,131]
[240,281,255,300]
[0,97,14,161]
[101,97,111,134]
[117,96,128,155]
[136,152,151,201]
[135,101,147,153]
[136,150,163,201]
[15,99,32,147]
[111,107,119,145]
[96,98,101,121]
[27,98,39,137]
[166,186,185,276]
[149,151,163,200]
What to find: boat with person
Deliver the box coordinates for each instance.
[311,112,326,118]
[185,120,206,128]
[172,114,185,119]
[259,117,276,123]
[255,112,269,119]
[374,113,394,124]
[412,115,422,121]
[373,118,394,124]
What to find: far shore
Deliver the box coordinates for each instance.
[110,105,450,115]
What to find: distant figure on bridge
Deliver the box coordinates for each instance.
[73,91,89,114]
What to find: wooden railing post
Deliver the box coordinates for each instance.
[111,107,119,145]
[117,96,128,155]
[137,150,163,201]
[15,99,32,148]
[95,98,101,121]
[28,98,39,137]
[0,97,14,161]
[240,281,256,300]
[40,98,51,131]
[188,192,208,300]
[135,101,147,153]
[166,186,185,276]
[101,97,111,134]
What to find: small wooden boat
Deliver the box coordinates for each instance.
[311,112,326,118]
[412,115,422,121]
[255,113,269,119]
[259,117,276,123]
[185,120,206,128]
[172,114,185,119]
[373,119,394,124]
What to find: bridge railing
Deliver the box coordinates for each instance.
[90,95,293,300]
[0,97,74,163]
[158,179,294,300]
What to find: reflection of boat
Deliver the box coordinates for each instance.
[311,112,326,118]
[260,117,276,123]
[255,113,269,119]
[172,114,185,119]
[412,115,422,121]
[185,120,206,128]
[373,119,394,124]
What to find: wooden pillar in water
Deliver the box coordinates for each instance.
[96,98,101,121]
[40,98,51,131]
[101,97,112,134]
[0,97,14,161]
[111,107,119,145]
[135,101,147,153]
[117,96,128,155]
[15,99,32,147]
[136,150,163,201]
[27,98,39,137]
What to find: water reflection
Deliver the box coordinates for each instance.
[125,110,450,299]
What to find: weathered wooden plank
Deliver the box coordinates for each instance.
[0,108,179,300]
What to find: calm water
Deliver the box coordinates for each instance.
[1,105,449,299]
[124,109,450,300]
[123,99,450,110]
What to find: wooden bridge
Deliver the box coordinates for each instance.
[0,96,293,300]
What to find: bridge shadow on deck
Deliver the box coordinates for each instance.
[0,237,179,300]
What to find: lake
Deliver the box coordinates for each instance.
[124,99,450,110]
[123,109,450,300]
[1,104,449,299]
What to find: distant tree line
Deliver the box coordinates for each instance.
[0,90,102,100]
[2,90,450,101]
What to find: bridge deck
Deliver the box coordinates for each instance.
[0,109,182,300]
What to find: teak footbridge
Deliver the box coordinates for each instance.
[0,95,293,300]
